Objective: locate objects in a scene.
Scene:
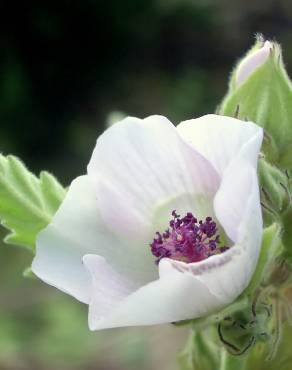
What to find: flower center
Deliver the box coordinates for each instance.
[150,210,228,264]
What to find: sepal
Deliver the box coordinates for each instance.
[258,158,291,225]
[178,328,219,370]
[219,37,292,170]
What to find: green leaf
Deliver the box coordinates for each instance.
[0,154,66,251]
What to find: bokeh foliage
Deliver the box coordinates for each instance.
[1,0,292,369]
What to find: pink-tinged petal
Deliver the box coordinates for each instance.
[161,247,245,304]
[87,115,220,240]
[159,161,262,304]
[83,254,139,318]
[177,115,263,177]
[32,176,157,304]
[236,41,272,87]
[86,257,223,330]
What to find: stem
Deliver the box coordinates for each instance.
[219,350,248,370]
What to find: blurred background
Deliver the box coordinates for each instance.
[1,1,292,369]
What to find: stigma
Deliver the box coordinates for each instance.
[150,211,228,264]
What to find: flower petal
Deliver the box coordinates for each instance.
[159,160,262,304]
[32,176,157,304]
[87,115,220,239]
[236,41,272,87]
[177,114,263,176]
[214,159,262,242]
[85,257,223,330]
[83,254,139,318]
[203,161,262,301]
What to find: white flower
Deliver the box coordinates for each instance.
[32,114,263,330]
[236,40,272,87]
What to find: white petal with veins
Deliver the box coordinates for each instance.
[32,176,157,304]
[86,256,224,330]
[32,114,263,330]
[88,115,220,240]
[177,114,263,176]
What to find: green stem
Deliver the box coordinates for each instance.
[219,350,248,370]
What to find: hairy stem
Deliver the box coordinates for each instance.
[219,350,248,370]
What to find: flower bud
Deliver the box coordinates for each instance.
[258,158,292,261]
[218,308,270,356]
[258,158,290,224]
[220,36,292,170]
[235,40,272,88]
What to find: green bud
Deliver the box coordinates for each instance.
[219,36,292,169]
[256,159,292,270]
[282,205,292,261]
[218,308,270,356]
[266,257,292,287]
[258,158,291,224]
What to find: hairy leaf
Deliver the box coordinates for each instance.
[0,154,66,251]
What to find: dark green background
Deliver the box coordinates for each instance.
[1,1,292,369]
